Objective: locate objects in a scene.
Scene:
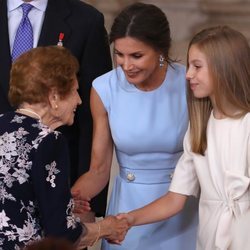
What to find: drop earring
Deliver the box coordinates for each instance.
[159,55,165,67]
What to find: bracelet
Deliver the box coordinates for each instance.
[92,222,101,246]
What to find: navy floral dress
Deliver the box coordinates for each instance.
[0,112,83,249]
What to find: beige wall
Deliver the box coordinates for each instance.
[85,0,250,64]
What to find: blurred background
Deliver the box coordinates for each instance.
[83,1,250,249]
[85,0,250,64]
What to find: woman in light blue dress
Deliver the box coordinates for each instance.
[72,3,198,249]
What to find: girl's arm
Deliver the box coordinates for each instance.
[72,87,113,199]
[122,191,187,226]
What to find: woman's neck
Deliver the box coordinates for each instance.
[16,104,61,130]
[17,108,41,120]
[17,106,43,121]
[134,64,167,91]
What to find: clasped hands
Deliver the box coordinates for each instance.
[72,191,133,247]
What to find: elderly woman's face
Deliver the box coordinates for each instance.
[56,78,82,126]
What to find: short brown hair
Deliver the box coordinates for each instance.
[9,46,79,107]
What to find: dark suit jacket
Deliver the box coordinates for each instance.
[0,0,112,216]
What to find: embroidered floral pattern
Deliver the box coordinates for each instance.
[0,113,80,249]
[45,161,60,188]
[4,203,41,242]
[32,123,52,149]
[0,210,10,230]
[66,199,80,229]
[0,202,41,250]
[11,115,26,124]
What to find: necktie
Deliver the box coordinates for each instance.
[12,4,33,61]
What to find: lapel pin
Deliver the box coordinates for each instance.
[57,33,64,46]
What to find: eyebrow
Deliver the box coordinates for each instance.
[189,59,203,64]
[114,48,144,54]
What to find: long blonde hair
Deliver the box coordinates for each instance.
[187,26,250,155]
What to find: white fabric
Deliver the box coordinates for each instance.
[229,211,250,250]
[170,112,250,250]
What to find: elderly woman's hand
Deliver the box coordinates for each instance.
[105,213,134,245]
[71,190,91,214]
[75,215,130,248]
[99,215,130,244]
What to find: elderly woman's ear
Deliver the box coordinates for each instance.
[48,89,59,110]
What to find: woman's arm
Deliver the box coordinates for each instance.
[121,191,187,226]
[72,88,113,199]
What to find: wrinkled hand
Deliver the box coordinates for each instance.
[106,213,135,244]
[100,215,130,244]
[71,190,91,214]
[76,215,130,248]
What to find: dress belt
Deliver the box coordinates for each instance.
[119,167,175,184]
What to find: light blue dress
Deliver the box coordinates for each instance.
[93,64,198,250]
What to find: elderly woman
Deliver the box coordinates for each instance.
[0,46,128,250]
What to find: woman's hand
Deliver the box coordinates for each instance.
[116,213,134,227]
[75,215,130,248]
[71,190,91,214]
[100,215,130,244]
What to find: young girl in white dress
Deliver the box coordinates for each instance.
[120,26,250,250]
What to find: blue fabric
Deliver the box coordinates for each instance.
[93,64,198,250]
[12,4,33,61]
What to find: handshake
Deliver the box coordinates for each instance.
[72,194,134,249]
[76,213,134,249]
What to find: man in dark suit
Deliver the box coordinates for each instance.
[0,0,112,219]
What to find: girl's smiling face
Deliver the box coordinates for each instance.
[186,44,214,100]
